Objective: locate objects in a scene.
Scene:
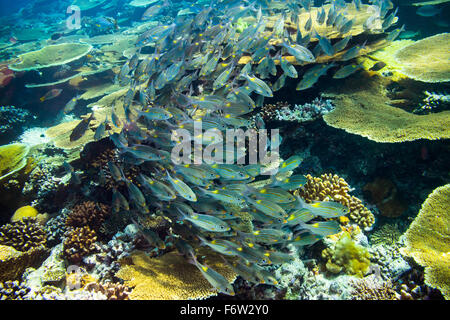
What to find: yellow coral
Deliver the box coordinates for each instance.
[323,74,450,143]
[11,206,39,222]
[401,184,450,299]
[394,33,450,83]
[116,249,237,300]
[322,232,371,277]
[297,173,375,228]
[0,143,30,181]
[0,245,48,281]
[9,43,93,72]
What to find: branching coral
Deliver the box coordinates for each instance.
[401,184,450,299]
[351,277,398,300]
[63,226,99,265]
[65,201,111,231]
[297,173,375,228]
[84,282,132,300]
[0,280,31,300]
[0,218,47,252]
[321,232,371,277]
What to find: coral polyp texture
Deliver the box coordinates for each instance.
[0,218,47,252]
[297,173,375,228]
[116,250,237,300]
[63,226,98,265]
[401,184,450,299]
[65,201,111,231]
[394,33,450,83]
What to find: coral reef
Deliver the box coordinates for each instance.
[297,173,375,228]
[394,33,450,83]
[10,205,39,222]
[63,226,99,265]
[65,201,110,231]
[321,232,371,278]
[323,74,450,142]
[84,282,131,300]
[0,106,34,140]
[369,223,402,246]
[0,143,30,181]
[0,218,47,251]
[0,280,31,300]
[9,43,93,72]
[0,244,48,282]
[350,276,399,300]
[116,249,237,300]
[273,98,335,122]
[401,184,450,299]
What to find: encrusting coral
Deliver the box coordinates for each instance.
[0,218,47,252]
[116,249,237,300]
[63,226,99,265]
[0,244,48,282]
[350,277,398,300]
[401,184,450,299]
[297,173,375,228]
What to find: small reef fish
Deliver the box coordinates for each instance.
[333,63,363,79]
[63,95,79,114]
[416,5,442,17]
[69,113,95,142]
[40,89,62,102]
[369,61,387,71]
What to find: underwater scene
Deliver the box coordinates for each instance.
[0,0,448,302]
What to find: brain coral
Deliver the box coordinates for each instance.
[116,249,237,300]
[394,33,450,83]
[323,74,450,142]
[401,184,450,299]
[9,43,92,72]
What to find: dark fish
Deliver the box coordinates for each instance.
[69,113,95,142]
[369,61,386,71]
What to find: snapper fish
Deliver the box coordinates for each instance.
[69,113,94,142]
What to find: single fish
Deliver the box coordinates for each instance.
[166,171,197,202]
[416,5,442,17]
[69,113,94,142]
[40,89,62,102]
[63,95,79,114]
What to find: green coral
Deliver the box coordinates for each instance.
[0,143,30,181]
[322,232,371,277]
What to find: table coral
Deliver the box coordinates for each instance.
[0,143,30,182]
[8,43,93,72]
[116,249,237,300]
[394,33,450,83]
[323,74,450,143]
[297,173,375,228]
[401,184,450,299]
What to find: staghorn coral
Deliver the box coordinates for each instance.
[400,184,450,299]
[260,101,291,121]
[63,226,99,265]
[323,74,450,143]
[65,201,111,231]
[394,33,450,83]
[351,277,399,300]
[297,173,375,228]
[0,218,47,252]
[0,280,31,300]
[322,232,371,278]
[116,249,237,300]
